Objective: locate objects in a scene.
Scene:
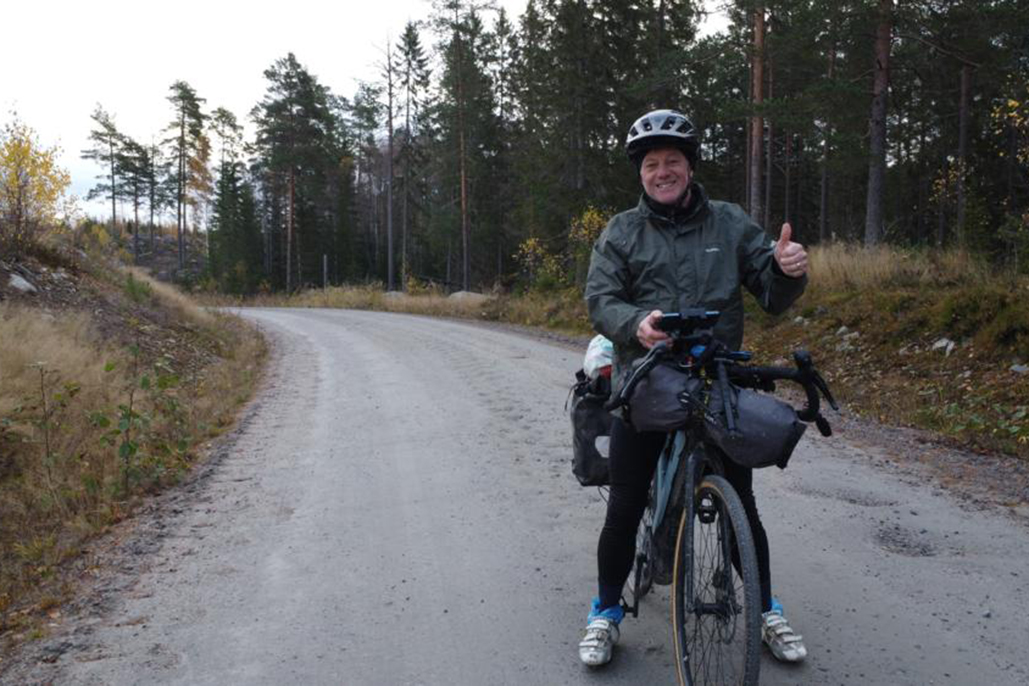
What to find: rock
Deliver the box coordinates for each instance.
[836,326,849,336]
[932,338,955,356]
[9,273,37,293]
[843,331,860,340]
[448,291,489,305]
[1011,364,1028,375]
[384,291,404,299]
[793,316,806,325]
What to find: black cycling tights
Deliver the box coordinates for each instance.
[596,418,772,613]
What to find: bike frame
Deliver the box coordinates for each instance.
[626,424,728,618]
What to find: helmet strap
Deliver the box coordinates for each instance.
[675,184,692,209]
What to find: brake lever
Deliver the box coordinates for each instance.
[815,414,833,437]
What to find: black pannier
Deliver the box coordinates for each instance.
[569,370,613,486]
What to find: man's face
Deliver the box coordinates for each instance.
[640,147,692,206]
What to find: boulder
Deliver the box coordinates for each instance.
[448,291,489,306]
[9,273,37,293]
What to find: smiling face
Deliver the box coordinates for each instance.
[640,147,692,206]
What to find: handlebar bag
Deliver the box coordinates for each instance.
[570,370,613,486]
[704,383,807,469]
[626,362,702,433]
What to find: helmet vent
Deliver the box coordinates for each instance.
[675,121,691,133]
[661,116,676,130]
[642,120,653,132]
[629,125,639,137]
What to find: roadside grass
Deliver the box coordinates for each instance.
[0,265,266,640]
[123,266,216,329]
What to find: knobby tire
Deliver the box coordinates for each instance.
[671,475,761,686]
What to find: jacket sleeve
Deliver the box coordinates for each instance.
[585,224,649,346]
[737,215,807,315]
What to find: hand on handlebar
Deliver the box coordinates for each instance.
[636,310,672,349]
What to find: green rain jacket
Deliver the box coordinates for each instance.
[585,184,807,391]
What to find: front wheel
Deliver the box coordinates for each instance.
[671,475,761,686]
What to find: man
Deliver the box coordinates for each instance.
[579,109,809,668]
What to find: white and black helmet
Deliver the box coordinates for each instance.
[626,109,700,169]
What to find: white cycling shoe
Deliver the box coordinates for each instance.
[579,598,624,667]
[761,609,807,662]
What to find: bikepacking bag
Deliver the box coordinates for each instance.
[704,383,806,469]
[569,370,612,486]
[626,362,703,434]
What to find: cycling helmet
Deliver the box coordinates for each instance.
[626,109,700,169]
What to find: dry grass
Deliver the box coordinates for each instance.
[809,243,994,290]
[124,266,215,328]
[0,306,127,480]
[0,299,266,637]
[0,306,128,619]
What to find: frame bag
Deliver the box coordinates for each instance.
[626,362,702,433]
[569,370,612,486]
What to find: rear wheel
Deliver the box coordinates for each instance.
[671,475,761,686]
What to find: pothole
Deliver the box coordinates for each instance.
[792,483,898,508]
[875,524,937,557]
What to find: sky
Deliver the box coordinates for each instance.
[2,0,728,219]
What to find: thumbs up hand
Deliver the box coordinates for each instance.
[774,223,808,278]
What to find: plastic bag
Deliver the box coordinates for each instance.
[583,335,613,380]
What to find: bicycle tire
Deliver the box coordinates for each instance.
[671,474,761,686]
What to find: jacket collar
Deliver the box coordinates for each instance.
[638,182,709,228]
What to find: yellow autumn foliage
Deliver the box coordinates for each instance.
[0,116,71,251]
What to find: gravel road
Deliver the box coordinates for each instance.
[4,308,1028,685]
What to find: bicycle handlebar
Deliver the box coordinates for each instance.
[605,314,839,436]
[724,350,839,435]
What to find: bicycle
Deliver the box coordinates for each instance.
[606,309,838,686]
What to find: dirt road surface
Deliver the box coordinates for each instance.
[4,309,1028,685]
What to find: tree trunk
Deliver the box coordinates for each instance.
[748,6,765,222]
[287,168,295,293]
[177,112,186,271]
[784,132,792,225]
[386,45,396,292]
[108,134,117,233]
[956,63,971,243]
[864,0,892,247]
[149,142,156,254]
[819,41,836,244]
[402,78,412,292]
[133,189,140,263]
[764,56,774,229]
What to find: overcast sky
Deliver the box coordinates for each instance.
[2,0,727,219]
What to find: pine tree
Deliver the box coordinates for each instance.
[397,21,431,287]
[82,105,123,231]
[164,81,206,270]
[252,53,342,291]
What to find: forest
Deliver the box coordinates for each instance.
[54,0,1029,294]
